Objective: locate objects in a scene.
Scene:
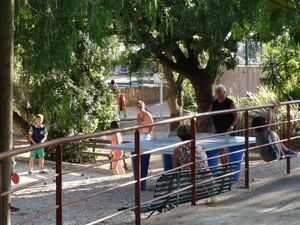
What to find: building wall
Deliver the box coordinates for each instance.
[219,66,262,98]
[120,66,261,106]
[120,86,168,106]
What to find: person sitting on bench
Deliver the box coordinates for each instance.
[173,125,208,171]
[251,105,297,162]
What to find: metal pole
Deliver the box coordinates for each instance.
[245,40,249,66]
[286,104,291,174]
[56,145,63,225]
[244,111,250,188]
[134,130,141,225]
[129,73,132,87]
[191,118,196,205]
[160,81,163,119]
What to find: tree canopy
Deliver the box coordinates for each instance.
[14,1,122,161]
[13,0,300,136]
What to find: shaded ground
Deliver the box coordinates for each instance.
[11,157,300,225]
[143,167,300,225]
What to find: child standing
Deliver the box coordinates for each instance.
[110,121,125,175]
[28,114,48,174]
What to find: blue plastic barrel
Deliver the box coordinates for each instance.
[162,154,173,171]
[205,149,220,168]
[228,145,244,181]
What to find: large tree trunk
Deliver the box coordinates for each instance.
[163,65,184,131]
[0,0,14,223]
[188,69,215,132]
[13,111,30,138]
[157,46,218,132]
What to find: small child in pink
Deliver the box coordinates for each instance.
[110,121,125,175]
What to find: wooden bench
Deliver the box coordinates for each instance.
[79,139,112,164]
[140,162,238,217]
[79,139,129,170]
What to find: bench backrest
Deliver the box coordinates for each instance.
[151,162,237,208]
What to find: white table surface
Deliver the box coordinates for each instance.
[106,133,256,155]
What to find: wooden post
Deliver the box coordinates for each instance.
[0,0,14,224]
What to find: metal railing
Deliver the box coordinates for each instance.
[1,100,300,225]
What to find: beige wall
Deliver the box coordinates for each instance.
[219,66,262,98]
[121,66,261,106]
[120,86,168,106]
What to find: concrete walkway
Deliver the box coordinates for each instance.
[143,167,300,225]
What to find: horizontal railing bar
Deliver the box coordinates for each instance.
[140,162,194,182]
[250,158,281,169]
[140,140,192,156]
[142,185,194,206]
[248,138,289,151]
[14,205,59,225]
[1,174,58,197]
[290,135,300,141]
[195,129,247,140]
[204,149,246,162]
[2,101,300,159]
[85,205,138,225]
[247,120,289,132]
[62,154,137,176]
[63,180,137,207]
[195,169,242,186]
[290,118,300,123]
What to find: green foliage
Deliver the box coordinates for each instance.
[235,86,283,117]
[14,1,121,162]
[126,47,157,83]
[182,80,197,113]
[253,0,300,43]
[235,86,300,136]
[46,141,89,164]
[86,0,262,114]
[260,35,300,100]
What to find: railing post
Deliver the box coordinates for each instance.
[286,104,291,174]
[134,130,141,225]
[244,111,250,188]
[191,118,196,205]
[56,145,63,225]
[0,164,2,223]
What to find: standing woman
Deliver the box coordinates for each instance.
[110,121,125,175]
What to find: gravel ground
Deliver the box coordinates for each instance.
[10,156,300,225]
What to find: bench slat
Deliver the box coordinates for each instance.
[141,162,237,215]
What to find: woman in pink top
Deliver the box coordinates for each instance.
[110,121,125,175]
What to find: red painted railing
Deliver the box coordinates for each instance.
[1,100,300,224]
